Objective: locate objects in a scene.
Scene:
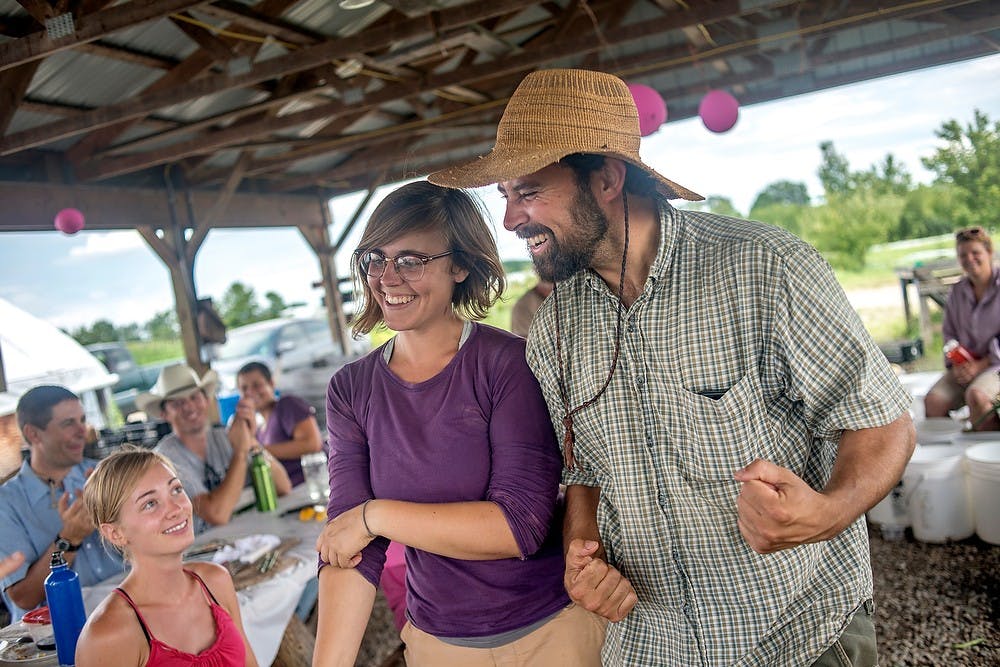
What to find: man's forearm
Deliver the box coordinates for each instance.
[7,540,79,609]
[563,484,603,558]
[822,412,916,537]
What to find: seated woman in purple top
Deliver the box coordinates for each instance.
[234,362,323,486]
[313,182,605,666]
[925,226,1000,429]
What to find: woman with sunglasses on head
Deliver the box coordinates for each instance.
[924,226,1000,429]
[76,448,257,667]
[313,181,605,667]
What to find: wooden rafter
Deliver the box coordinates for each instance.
[0,0,209,72]
[0,0,542,154]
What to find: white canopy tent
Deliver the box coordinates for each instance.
[0,297,116,424]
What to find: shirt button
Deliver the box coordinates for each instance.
[627,322,636,333]
[635,375,645,386]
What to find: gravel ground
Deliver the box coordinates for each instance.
[869,524,999,666]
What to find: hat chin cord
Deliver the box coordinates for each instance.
[554,190,629,469]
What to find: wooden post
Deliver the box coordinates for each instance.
[299,211,351,357]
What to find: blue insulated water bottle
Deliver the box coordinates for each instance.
[44,551,87,666]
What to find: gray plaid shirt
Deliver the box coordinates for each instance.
[525,200,910,666]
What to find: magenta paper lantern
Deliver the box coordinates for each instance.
[626,83,667,137]
[698,90,739,133]
[54,208,85,234]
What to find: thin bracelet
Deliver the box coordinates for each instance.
[361,499,377,538]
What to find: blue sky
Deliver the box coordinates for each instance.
[2,54,998,330]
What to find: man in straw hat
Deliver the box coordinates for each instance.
[430,69,916,666]
[138,363,291,533]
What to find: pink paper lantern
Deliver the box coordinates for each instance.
[699,90,739,133]
[54,208,85,234]
[626,83,667,137]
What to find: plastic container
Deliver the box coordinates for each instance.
[964,442,1000,545]
[914,417,963,445]
[867,479,909,540]
[300,452,329,502]
[44,551,86,667]
[903,444,973,543]
[21,606,54,646]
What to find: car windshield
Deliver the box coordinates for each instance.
[215,326,277,360]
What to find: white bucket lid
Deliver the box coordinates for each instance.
[965,442,1000,465]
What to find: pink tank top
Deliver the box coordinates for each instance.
[113,570,246,667]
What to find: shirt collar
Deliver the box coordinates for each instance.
[18,459,89,504]
[648,197,680,282]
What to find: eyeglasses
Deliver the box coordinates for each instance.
[357,250,453,282]
[956,227,986,242]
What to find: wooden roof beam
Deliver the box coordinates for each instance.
[0,0,209,73]
[0,0,542,154]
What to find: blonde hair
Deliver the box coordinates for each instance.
[84,447,178,529]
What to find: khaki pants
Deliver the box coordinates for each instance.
[811,601,879,667]
[401,603,607,667]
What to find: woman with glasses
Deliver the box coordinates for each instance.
[313,181,605,666]
[76,448,257,667]
[924,226,1000,429]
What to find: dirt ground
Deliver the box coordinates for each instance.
[869,524,999,666]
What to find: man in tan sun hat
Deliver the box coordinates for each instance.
[430,69,915,666]
[138,363,291,533]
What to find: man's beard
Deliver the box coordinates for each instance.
[531,184,610,282]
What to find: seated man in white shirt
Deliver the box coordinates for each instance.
[138,364,291,533]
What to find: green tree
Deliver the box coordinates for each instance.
[894,183,971,240]
[818,141,854,196]
[263,291,288,319]
[146,309,178,340]
[220,282,262,328]
[687,196,742,218]
[749,180,810,212]
[748,202,807,237]
[802,191,905,271]
[856,154,912,196]
[921,109,1000,229]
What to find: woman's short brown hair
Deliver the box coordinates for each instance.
[350,181,505,336]
[955,226,993,254]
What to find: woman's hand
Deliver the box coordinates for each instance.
[954,356,990,385]
[315,501,375,568]
[234,398,257,426]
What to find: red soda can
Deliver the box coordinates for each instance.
[943,339,974,365]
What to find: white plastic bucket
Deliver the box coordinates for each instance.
[964,443,1000,545]
[902,444,973,543]
[914,417,963,445]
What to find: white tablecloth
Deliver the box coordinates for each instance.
[82,485,325,666]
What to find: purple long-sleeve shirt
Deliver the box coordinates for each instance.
[943,269,1000,366]
[324,323,569,638]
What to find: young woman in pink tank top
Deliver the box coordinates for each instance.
[76,449,257,667]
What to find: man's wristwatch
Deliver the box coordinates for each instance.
[54,534,80,552]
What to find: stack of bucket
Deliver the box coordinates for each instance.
[868,418,1000,545]
[965,442,1000,544]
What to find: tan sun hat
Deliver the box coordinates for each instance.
[429,68,703,201]
[135,363,218,419]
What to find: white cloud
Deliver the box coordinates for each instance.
[68,231,147,258]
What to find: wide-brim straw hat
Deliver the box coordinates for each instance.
[135,363,218,419]
[429,68,703,201]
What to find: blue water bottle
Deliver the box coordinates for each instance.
[44,551,87,666]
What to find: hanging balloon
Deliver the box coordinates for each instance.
[54,208,85,234]
[626,83,668,137]
[698,90,739,133]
